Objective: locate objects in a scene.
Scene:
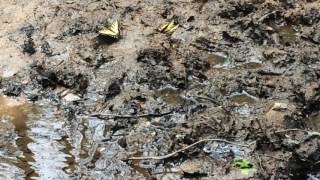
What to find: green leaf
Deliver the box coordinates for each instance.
[235,159,254,169]
[234,159,256,175]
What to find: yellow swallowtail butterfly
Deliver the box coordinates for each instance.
[158,20,179,34]
[99,20,120,39]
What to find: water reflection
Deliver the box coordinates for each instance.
[27,103,74,179]
[207,53,226,66]
[0,96,39,179]
[59,136,77,175]
[230,91,258,105]
[0,96,77,179]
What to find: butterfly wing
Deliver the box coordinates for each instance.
[99,29,118,37]
[109,21,119,35]
[99,21,119,38]
[158,20,178,33]
[158,22,169,32]
[165,20,178,33]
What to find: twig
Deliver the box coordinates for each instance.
[275,128,308,133]
[275,128,313,134]
[127,138,250,160]
[274,128,320,137]
[91,110,173,119]
[257,70,282,76]
[314,161,320,165]
[255,153,263,171]
[258,10,280,22]
[151,169,181,175]
[193,95,220,106]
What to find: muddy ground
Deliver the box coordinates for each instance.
[0,0,320,179]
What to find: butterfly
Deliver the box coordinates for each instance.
[158,20,179,34]
[99,20,120,39]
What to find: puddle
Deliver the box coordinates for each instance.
[0,96,79,179]
[207,53,235,69]
[277,25,296,45]
[155,86,185,106]
[230,91,258,105]
[207,53,227,66]
[208,53,262,70]
[0,96,38,130]
[0,96,39,179]
[235,105,253,117]
[59,136,77,175]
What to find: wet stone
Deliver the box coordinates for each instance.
[265,102,295,128]
[230,91,258,105]
[63,93,81,102]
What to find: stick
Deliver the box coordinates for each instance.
[258,10,280,22]
[257,70,282,76]
[127,138,250,160]
[194,96,220,106]
[274,128,320,136]
[91,110,173,119]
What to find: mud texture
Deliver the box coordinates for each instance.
[0,0,320,179]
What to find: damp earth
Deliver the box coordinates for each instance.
[0,0,320,179]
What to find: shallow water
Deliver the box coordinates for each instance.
[230,91,258,105]
[0,96,78,179]
[155,86,185,106]
[207,53,226,66]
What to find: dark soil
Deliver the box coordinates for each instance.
[0,0,319,179]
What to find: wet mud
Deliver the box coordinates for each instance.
[0,0,320,179]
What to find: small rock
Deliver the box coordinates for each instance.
[118,137,127,148]
[265,102,294,127]
[265,79,276,88]
[179,159,210,175]
[63,93,81,102]
[272,102,288,111]
[27,94,39,102]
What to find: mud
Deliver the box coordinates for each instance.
[0,0,320,179]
